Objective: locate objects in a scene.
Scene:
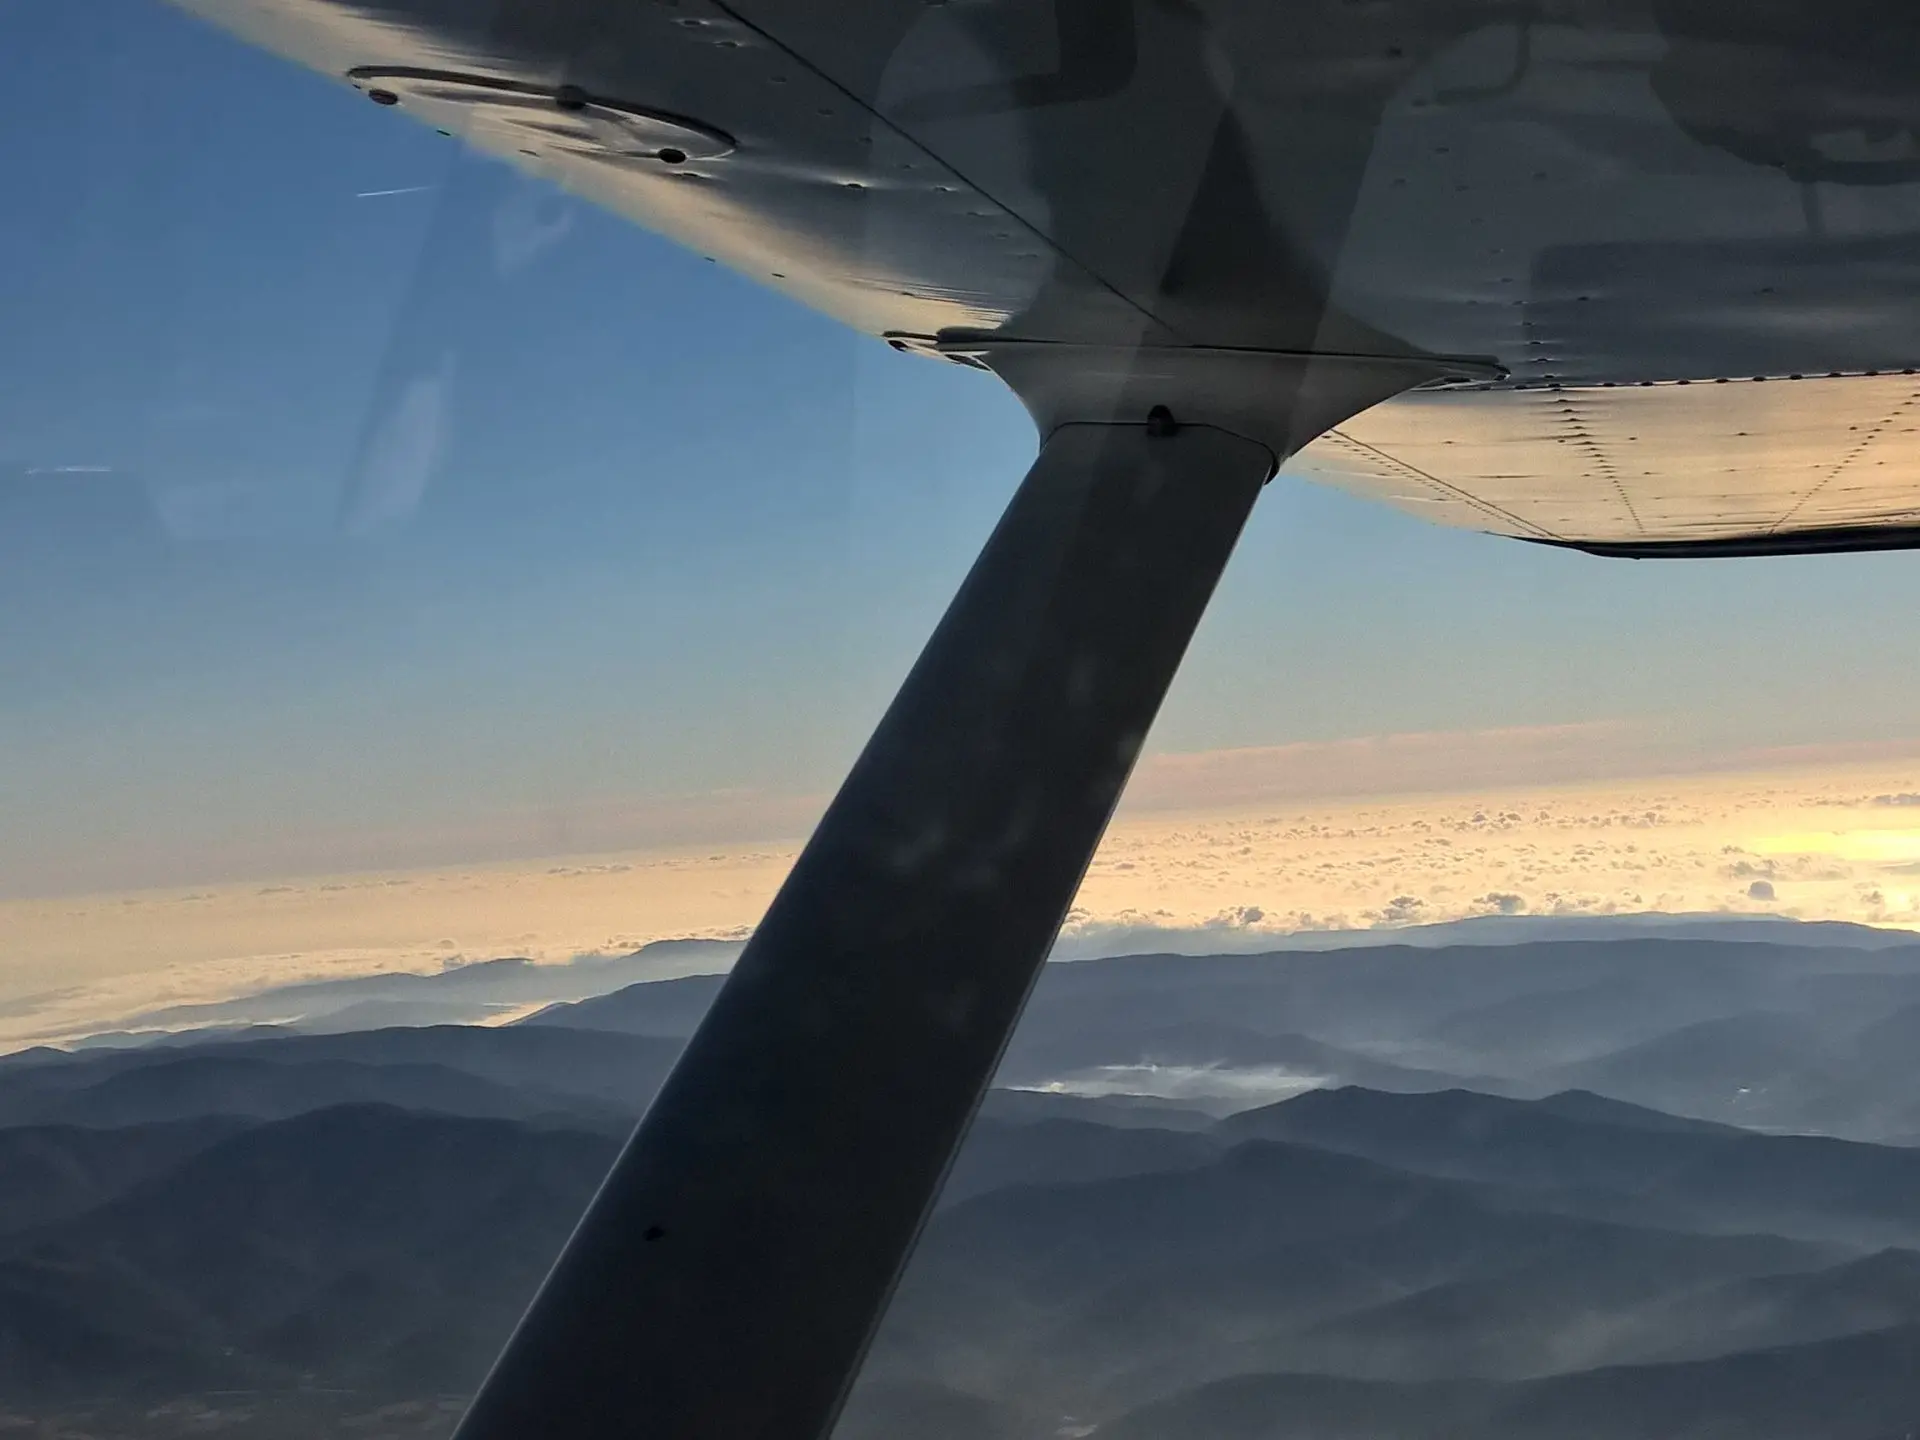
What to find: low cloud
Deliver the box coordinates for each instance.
[1373,895,1427,925]
[1073,758,1920,949]
[12,755,1920,1052]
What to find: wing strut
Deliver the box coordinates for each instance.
[453,349,1441,1440]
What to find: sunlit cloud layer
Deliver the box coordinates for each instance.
[0,847,792,1049]
[1074,762,1920,940]
[6,733,1920,1049]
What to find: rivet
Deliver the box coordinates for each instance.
[657,147,687,164]
[554,84,588,112]
[368,88,399,106]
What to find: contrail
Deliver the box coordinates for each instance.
[355,185,433,199]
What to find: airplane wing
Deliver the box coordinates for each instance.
[160,4,1920,1438]
[1301,373,1920,556]
[176,0,1920,552]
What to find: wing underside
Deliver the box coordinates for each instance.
[172,0,1920,554]
[1294,372,1920,554]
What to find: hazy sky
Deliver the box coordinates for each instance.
[6,0,1920,920]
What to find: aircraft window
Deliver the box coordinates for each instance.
[5,3,1920,1438]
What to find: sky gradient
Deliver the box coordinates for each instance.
[7,0,1920,1039]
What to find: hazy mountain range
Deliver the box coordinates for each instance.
[53,912,1911,1048]
[4,920,1920,1438]
[59,938,746,1046]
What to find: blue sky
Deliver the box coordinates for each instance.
[5,0,1920,898]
